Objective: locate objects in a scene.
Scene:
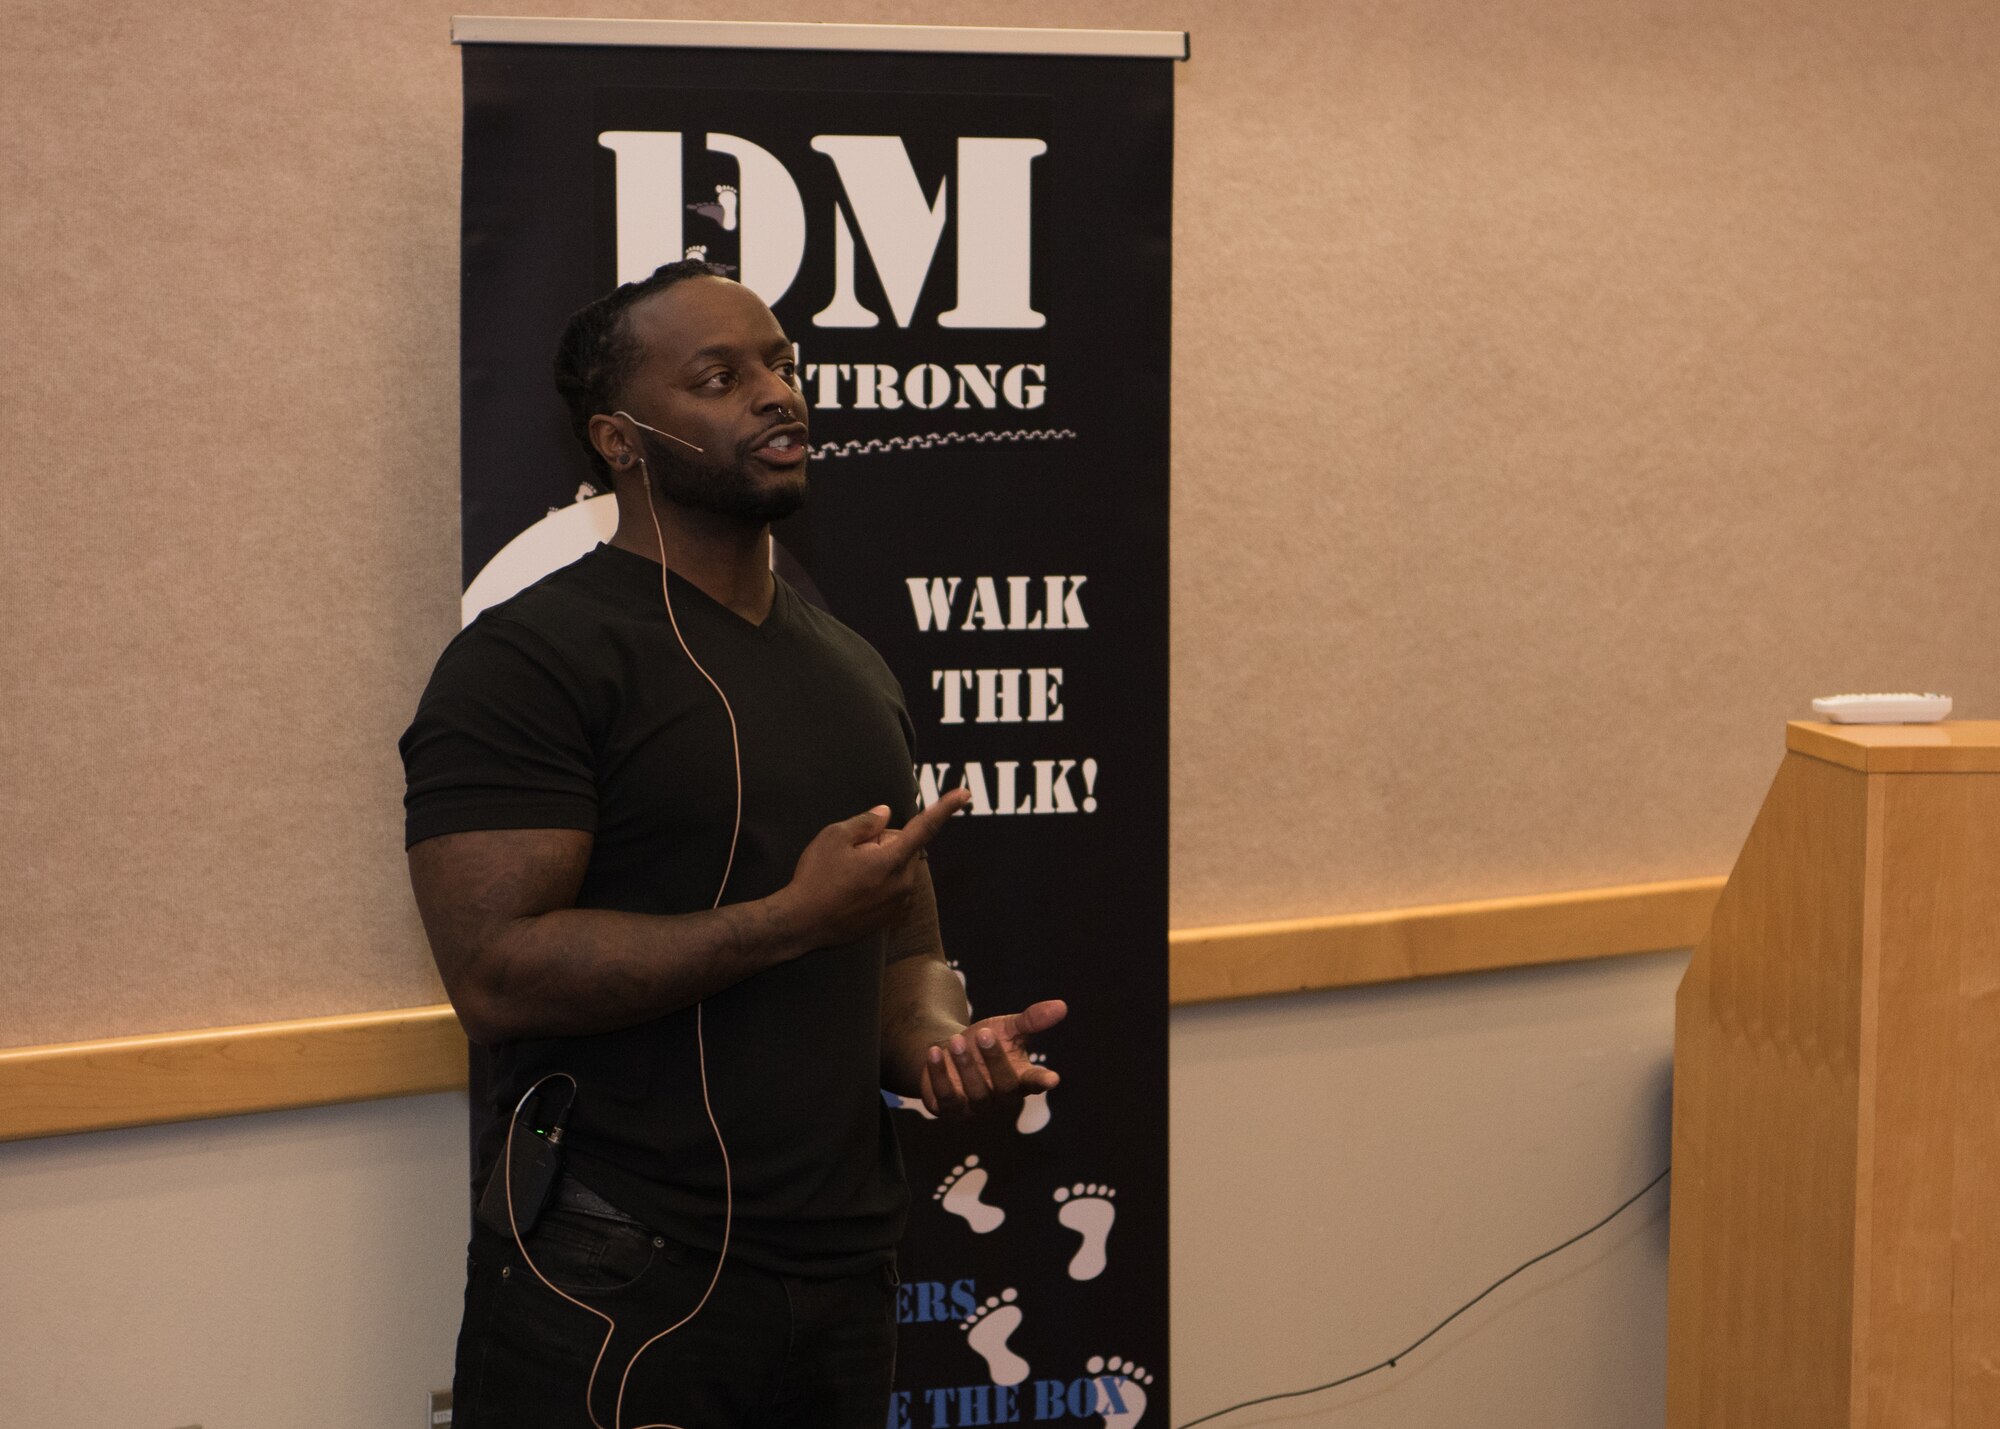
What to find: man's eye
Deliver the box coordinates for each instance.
[699,370,735,389]
[775,362,800,386]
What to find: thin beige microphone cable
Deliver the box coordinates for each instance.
[499,434,744,1429]
[615,454,744,1429]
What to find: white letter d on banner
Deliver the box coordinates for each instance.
[598,131,806,306]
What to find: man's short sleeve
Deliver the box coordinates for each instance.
[400,617,599,848]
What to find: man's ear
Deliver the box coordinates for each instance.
[587,412,636,473]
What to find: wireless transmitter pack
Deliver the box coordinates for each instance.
[476,1080,574,1238]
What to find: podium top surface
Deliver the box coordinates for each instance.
[1787,719,2000,773]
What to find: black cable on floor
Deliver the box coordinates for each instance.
[1174,1165,1672,1429]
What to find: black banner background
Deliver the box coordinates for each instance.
[463,41,1171,1428]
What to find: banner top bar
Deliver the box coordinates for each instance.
[449,15,1189,60]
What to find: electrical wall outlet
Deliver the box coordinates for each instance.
[429,1388,453,1426]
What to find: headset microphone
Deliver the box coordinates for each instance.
[613,409,705,454]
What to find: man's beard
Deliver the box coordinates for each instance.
[639,429,807,524]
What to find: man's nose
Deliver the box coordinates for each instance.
[752,365,801,414]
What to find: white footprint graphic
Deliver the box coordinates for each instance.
[935,1155,1005,1234]
[961,1287,1030,1385]
[1015,1053,1052,1135]
[1053,1183,1117,1280]
[1085,1355,1154,1425]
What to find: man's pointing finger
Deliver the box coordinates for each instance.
[901,789,972,852]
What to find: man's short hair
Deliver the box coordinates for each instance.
[553,259,730,484]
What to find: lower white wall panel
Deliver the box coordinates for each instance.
[0,1093,469,1429]
[0,948,1684,1428]
[1170,949,1683,1428]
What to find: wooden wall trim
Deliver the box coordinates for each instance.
[0,1006,467,1143]
[0,876,1721,1142]
[1168,875,1724,1005]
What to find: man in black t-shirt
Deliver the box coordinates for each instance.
[402,261,1065,1429]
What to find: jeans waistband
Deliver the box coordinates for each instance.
[551,1172,646,1226]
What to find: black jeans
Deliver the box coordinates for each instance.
[453,1182,897,1429]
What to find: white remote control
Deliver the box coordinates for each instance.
[1810,693,1953,724]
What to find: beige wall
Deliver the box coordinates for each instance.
[0,947,1682,1428]
[8,0,1996,1046]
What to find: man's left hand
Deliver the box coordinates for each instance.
[920,999,1067,1119]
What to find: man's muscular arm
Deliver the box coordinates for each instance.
[878,857,1067,1119]
[410,796,964,1044]
[878,868,972,1096]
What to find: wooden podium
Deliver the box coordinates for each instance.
[1668,721,2000,1427]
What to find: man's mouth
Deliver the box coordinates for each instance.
[750,423,810,464]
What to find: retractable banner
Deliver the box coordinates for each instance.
[460,27,1174,1427]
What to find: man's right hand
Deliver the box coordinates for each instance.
[773,789,972,951]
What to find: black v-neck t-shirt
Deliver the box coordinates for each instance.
[401,544,919,1276]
